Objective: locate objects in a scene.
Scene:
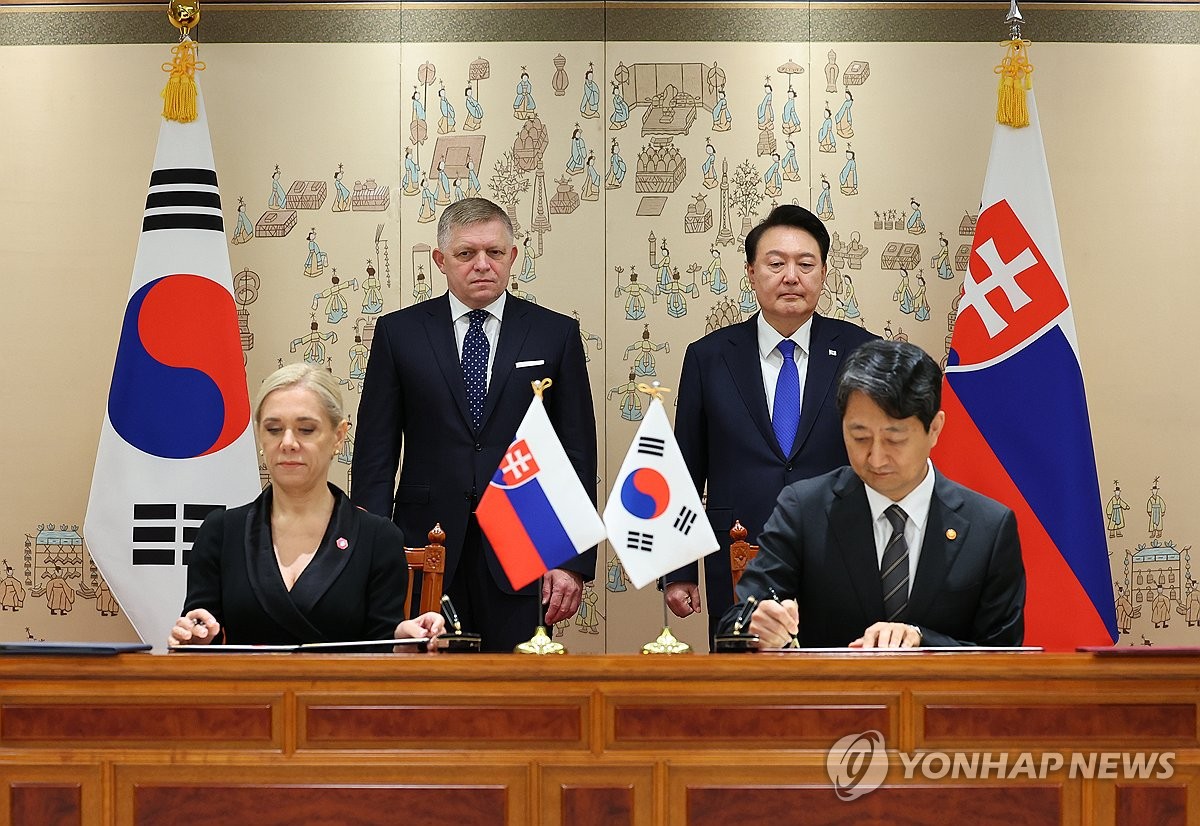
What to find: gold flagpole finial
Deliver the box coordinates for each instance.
[162,0,204,123]
[636,381,672,400]
[531,378,553,398]
[995,0,1033,128]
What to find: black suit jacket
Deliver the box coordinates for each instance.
[351,292,597,595]
[667,313,877,635]
[719,466,1026,647]
[183,484,408,645]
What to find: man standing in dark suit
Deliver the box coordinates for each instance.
[664,205,876,641]
[720,340,1025,648]
[352,198,597,652]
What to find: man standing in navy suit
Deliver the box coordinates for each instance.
[352,198,597,652]
[664,205,877,643]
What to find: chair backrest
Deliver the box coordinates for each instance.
[729,520,759,589]
[404,523,446,618]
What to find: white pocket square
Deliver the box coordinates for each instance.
[515,359,545,368]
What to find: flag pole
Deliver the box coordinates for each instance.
[514,379,568,655]
[996,0,1032,127]
[636,383,692,655]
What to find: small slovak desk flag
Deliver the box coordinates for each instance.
[476,382,607,590]
[603,393,718,589]
[84,66,259,649]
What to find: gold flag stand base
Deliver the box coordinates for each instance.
[514,626,566,655]
[642,626,692,655]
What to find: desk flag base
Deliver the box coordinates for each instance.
[642,626,692,655]
[514,626,566,655]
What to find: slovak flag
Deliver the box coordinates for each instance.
[84,84,260,649]
[932,87,1117,650]
[604,397,718,589]
[476,393,607,590]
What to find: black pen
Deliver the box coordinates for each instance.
[767,588,801,649]
[732,595,758,635]
[440,594,463,635]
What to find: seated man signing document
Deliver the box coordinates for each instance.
[719,340,1025,649]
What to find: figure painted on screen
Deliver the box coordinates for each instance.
[839,148,858,195]
[606,555,630,593]
[575,150,599,201]
[610,81,629,130]
[1184,578,1200,627]
[842,272,861,319]
[781,88,801,136]
[703,246,727,295]
[655,240,672,290]
[818,105,836,152]
[466,158,482,198]
[464,84,484,131]
[0,563,25,611]
[1107,482,1130,538]
[932,233,954,280]
[361,260,383,314]
[614,266,654,320]
[232,197,254,244]
[513,69,536,119]
[436,160,452,206]
[907,198,926,234]
[580,64,600,119]
[712,88,731,132]
[1147,479,1166,539]
[606,139,626,189]
[624,324,669,377]
[417,177,436,223]
[519,236,539,283]
[332,166,351,213]
[37,566,75,615]
[763,153,783,198]
[757,81,773,129]
[508,275,536,305]
[816,175,834,221]
[268,165,288,209]
[402,148,421,195]
[702,139,718,189]
[780,139,800,182]
[304,229,328,278]
[437,85,456,134]
[659,268,698,319]
[573,310,604,362]
[291,321,338,365]
[913,272,930,321]
[1151,581,1172,628]
[410,88,428,147]
[575,585,601,634]
[348,331,369,380]
[835,90,855,138]
[738,271,758,315]
[566,125,587,175]
[312,271,358,325]
[608,368,645,422]
[413,267,432,302]
[894,267,915,315]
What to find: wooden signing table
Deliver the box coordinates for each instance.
[0,651,1197,825]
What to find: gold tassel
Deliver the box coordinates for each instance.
[161,37,205,123]
[995,39,1034,128]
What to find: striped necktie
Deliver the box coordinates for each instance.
[881,505,910,621]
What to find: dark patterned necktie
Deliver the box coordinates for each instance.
[462,309,489,428]
[881,505,910,621]
[772,339,800,455]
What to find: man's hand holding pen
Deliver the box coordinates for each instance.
[749,591,800,649]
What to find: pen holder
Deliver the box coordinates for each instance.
[435,631,482,653]
[713,632,760,653]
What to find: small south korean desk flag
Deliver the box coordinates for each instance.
[603,390,718,589]
[84,38,259,649]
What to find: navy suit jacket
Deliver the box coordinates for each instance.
[668,313,877,637]
[719,466,1026,647]
[351,292,598,596]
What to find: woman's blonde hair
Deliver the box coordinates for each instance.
[254,363,345,428]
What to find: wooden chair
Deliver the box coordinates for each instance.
[404,523,446,617]
[729,520,759,589]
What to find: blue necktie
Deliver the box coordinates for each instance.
[462,309,489,429]
[772,339,800,455]
[881,505,910,621]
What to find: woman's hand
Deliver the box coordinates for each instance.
[395,612,446,654]
[169,609,220,647]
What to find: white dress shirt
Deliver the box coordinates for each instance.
[862,459,938,597]
[756,313,813,419]
[448,290,506,386]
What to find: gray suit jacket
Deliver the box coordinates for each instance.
[719,465,1025,647]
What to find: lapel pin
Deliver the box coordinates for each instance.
[946,529,957,540]
[336,537,349,550]
[828,349,837,356]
